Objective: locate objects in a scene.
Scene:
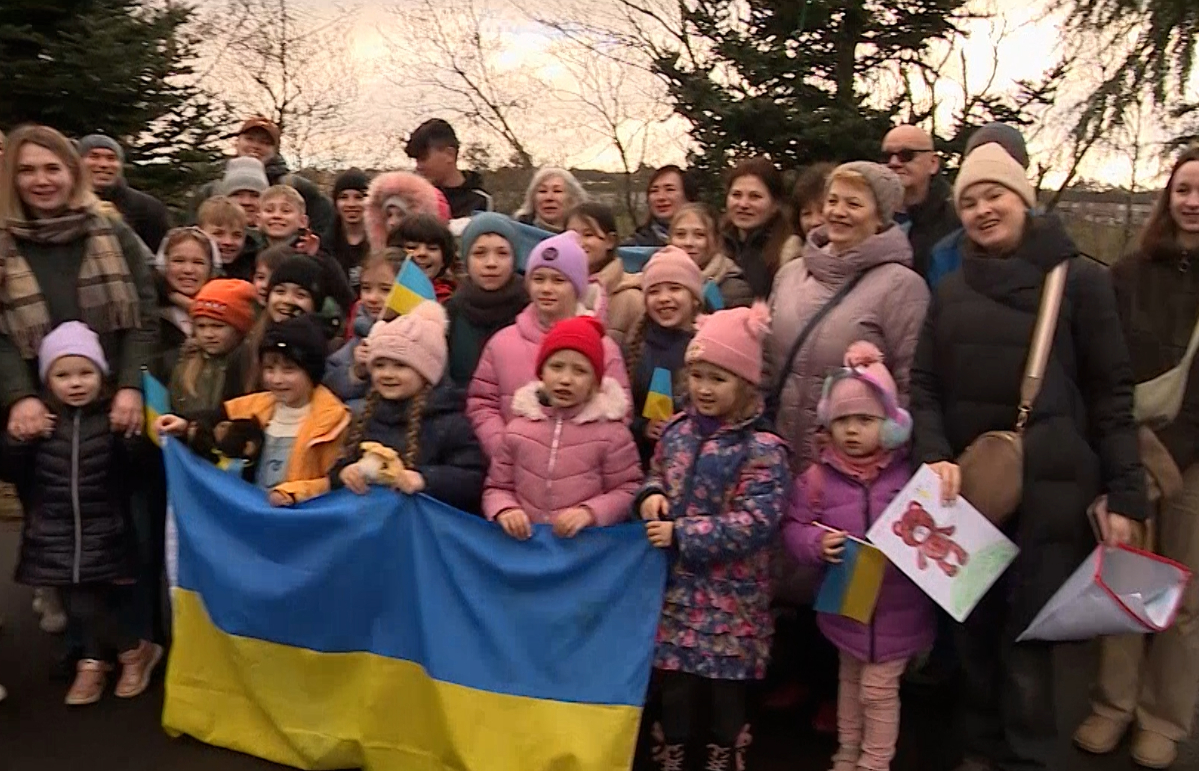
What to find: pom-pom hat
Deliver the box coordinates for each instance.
[685,302,771,385]
[816,341,912,450]
[366,301,450,385]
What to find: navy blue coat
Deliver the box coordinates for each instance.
[330,381,486,514]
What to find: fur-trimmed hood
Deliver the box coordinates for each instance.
[365,171,444,250]
[509,376,629,424]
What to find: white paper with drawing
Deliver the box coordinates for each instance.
[866,464,1020,622]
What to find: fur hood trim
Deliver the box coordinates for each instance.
[510,377,628,424]
[365,171,443,250]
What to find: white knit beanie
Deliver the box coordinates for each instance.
[953,143,1037,212]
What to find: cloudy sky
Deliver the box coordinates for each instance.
[196,0,1192,186]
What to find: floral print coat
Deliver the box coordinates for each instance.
[635,406,791,680]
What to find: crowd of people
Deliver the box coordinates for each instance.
[0,111,1196,771]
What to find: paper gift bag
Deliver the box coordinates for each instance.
[1018,544,1192,642]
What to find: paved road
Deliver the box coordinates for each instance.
[0,520,1192,770]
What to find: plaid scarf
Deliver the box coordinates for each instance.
[0,211,140,359]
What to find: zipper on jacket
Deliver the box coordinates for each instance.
[859,482,876,663]
[545,417,564,500]
[70,411,82,584]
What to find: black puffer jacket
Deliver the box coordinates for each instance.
[1110,245,1199,469]
[3,402,136,586]
[910,215,1146,629]
[903,176,960,281]
[330,380,486,514]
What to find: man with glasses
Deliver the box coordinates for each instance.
[881,125,959,281]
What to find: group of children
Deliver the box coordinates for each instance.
[6,177,941,771]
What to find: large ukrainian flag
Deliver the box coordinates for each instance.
[161,441,666,771]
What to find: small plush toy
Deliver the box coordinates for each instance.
[356,441,404,486]
[192,418,265,480]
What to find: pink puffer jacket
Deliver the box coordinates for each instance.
[466,303,632,458]
[482,378,643,526]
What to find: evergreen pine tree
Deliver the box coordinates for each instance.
[0,0,230,207]
[651,1,968,182]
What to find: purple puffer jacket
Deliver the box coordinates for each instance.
[781,449,935,663]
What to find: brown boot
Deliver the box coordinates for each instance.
[65,659,109,706]
[650,722,686,771]
[1073,712,1129,754]
[114,639,164,698]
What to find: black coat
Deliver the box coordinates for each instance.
[1111,246,1199,469]
[624,220,669,248]
[440,171,493,220]
[100,179,171,253]
[903,176,960,281]
[909,215,1146,628]
[3,402,136,586]
[330,381,486,514]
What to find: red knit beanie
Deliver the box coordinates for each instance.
[537,316,606,379]
[191,279,258,334]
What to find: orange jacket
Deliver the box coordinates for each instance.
[224,385,351,503]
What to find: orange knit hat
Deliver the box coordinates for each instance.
[190,279,258,334]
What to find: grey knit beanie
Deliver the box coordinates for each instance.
[78,134,124,163]
[965,123,1030,170]
[832,162,904,225]
[220,157,270,196]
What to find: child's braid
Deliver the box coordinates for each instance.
[403,383,432,468]
[340,390,380,464]
[624,314,648,386]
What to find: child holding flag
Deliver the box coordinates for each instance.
[156,314,351,506]
[636,303,790,771]
[781,341,934,771]
[4,322,162,705]
[624,247,701,467]
[331,301,485,513]
[482,316,642,540]
[324,248,406,405]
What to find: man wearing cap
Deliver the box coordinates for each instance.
[925,123,1033,289]
[80,134,172,253]
[190,116,334,235]
[881,125,960,282]
[406,118,493,220]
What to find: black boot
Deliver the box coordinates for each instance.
[703,743,732,771]
[651,722,686,771]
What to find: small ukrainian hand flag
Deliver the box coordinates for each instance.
[642,367,675,422]
[385,259,437,317]
[142,370,170,448]
[814,537,887,625]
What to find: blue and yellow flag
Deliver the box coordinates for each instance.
[814,537,887,624]
[385,258,437,316]
[161,442,666,771]
[703,280,724,311]
[142,370,170,447]
[642,367,675,422]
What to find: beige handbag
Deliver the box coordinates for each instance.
[958,262,1069,525]
[1134,314,1199,426]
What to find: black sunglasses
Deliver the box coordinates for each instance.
[882,148,934,163]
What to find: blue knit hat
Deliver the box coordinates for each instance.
[459,212,518,261]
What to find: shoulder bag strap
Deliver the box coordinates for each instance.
[1016,261,1069,433]
[764,267,875,423]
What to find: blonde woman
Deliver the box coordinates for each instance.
[0,125,158,442]
[514,167,587,233]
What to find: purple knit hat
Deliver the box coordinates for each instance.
[525,231,589,300]
[38,321,109,383]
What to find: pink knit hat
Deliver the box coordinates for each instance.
[525,231,590,300]
[38,321,109,383]
[817,341,908,427]
[642,246,703,300]
[366,301,449,385]
[684,302,771,385]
